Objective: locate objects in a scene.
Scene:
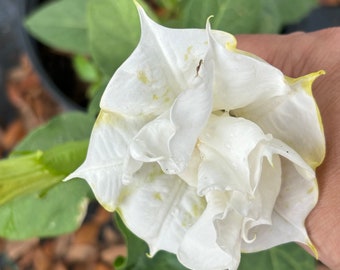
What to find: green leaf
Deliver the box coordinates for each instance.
[42,139,89,175]
[178,0,263,34]
[0,112,93,211]
[2,111,93,201]
[0,179,91,240]
[87,0,140,76]
[24,0,90,55]
[239,243,316,270]
[257,0,281,33]
[0,151,62,206]
[176,0,317,34]
[0,140,88,206]
[87,0,157,76]
[114,213,189,270]
[72,55,100,83]
[0,112,93,239]
[275,0,318,25]
[13,112,94,153]
[72,55,104,100]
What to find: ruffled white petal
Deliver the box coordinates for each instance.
[245,146,282,225]
[118,163,206,255]
[178,190,239,270]
[242,143,317,252]
[197,114,269,195]
[129,55,214,174]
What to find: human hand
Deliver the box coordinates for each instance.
[236,27,340,270]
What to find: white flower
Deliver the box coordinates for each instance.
[65,5,325,270]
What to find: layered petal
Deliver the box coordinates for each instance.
[129,55,214,174]
[197,114,269,195]
[242,142,317,252]
[197,113,317,255]
[233,71,325,168]
[64,111,147,211]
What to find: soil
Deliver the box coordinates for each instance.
[0,206,126,270]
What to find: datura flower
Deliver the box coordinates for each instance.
[65,5,325,270]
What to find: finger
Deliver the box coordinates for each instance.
[235,33,308,77]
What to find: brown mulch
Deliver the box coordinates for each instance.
[0,205,126,270]
[0,55,61,158]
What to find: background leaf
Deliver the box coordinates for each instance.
[72,55,100,83]
[175,0,317,33]
[0,112,94,238]
[256,0,282,33]
[24,0,318,77]
[275,0,318,25]
[0,179,91,240]
[13,112,94,153]
[178,0,263,33]
[0,112,93,204]
[87,0,140,76]
[239,243,316,270]
[25,0,90,55]
[0,139,88,206]
[87,0,157,76]
[0,151,62,206]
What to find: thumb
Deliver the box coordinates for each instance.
[236,28,340,79]
[235,32,308,77]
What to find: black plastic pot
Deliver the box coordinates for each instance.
[0,0,23,127]
[0,0,82,130]
[23,0,88,110]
